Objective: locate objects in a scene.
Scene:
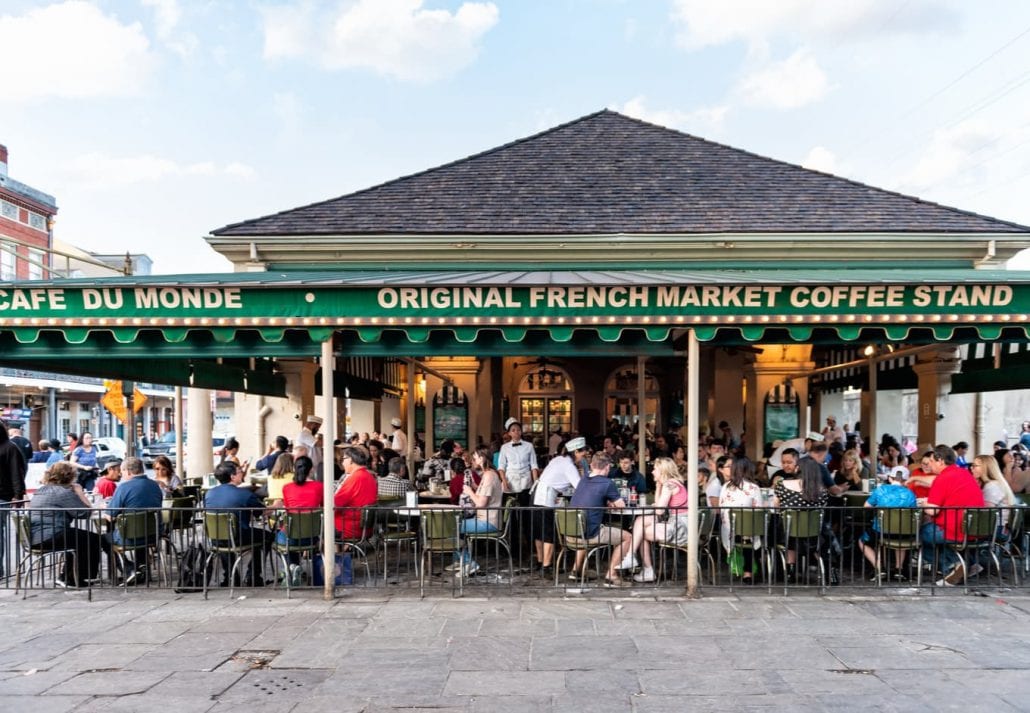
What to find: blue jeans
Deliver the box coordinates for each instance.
[920,523,959,572]
[458,518,498,565]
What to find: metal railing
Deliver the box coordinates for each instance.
[1,503,1024,598]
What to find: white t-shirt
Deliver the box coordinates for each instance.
[533,455,582,507]
[705,477,723,503]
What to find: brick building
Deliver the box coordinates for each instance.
[0,144,57,280]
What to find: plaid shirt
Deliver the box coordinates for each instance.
[377,475,412,499]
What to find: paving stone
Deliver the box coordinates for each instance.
[71,694,218,712]
[46,643,154,671]
[640,668,790,695]
[445,670,566,696]
[530,635,638,670]
[0,670,78,695]
[44,670,169,695]
[565,669,640,694]
[89,621,194,644]
[1,695,91,713]
[148,671,245,698]
[447,635,531,671]
[216,668,333,702]
[478,618,556,638]
[469,694,554,712]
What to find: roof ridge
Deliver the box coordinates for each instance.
[605,110,1030,232]
[213,109,617,235]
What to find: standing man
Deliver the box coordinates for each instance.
[952,441,970,469]
[389,417,408,457]
[297,415,323,474]
[497,417,539,560]
[0,420,27,578]
[8,423,33,464]
[255,435,290,474]
[822,416,846,446]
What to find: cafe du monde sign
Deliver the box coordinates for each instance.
[0,282,1024,322]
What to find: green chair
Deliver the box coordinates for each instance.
[656,509,716,586]
[203,512,260,599]
[273,510,322,598]
[945,509,1000,589]
[12,511,78,596]
[464,497,516,591]
[111,511,166,588]
[377,507,419,586]
[873,508,922,586]
[775,508,824,594]
[729,508,770,589]
[419,509,462,598]
[553,508,612,589]
[335,507,375,585]
[996,506,1022,585]
[161,495,197,558]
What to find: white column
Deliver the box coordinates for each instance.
[321,339,336,601]
[185,388,212,478]
[173,387,183,474]
[686,330,700,598]
[407,361,416,480]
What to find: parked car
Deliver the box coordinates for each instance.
[143,432,229,471]
[94,437,127,459]
[92,440,123,471]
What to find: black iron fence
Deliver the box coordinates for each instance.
[1,502,1024,597]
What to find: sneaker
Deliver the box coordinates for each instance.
[289,564,302,587]
[617,553,639,571]
[891,569,909,582]
[967,563,984,579]
[869,571,886,582]
[456,561,480,579]
[632,567,656,583]
[567,568,598,582]
[938,563,966,587]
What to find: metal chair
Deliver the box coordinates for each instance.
[273,510,322,598]
[13,511,77,596]
[376,506,419,586]
[419,509,462,598]
[335,507,375,585]
[203,512,260,599]
[553,508,612,589]
[728,508,771,589]
[111,511,167,588]
[161,495,197,559]
[775,508,824,593]
[875,508,922,587]
[464,497,516,590]
[656,509,716,586]
[995,506,1022,585]
[946,509,1001,588]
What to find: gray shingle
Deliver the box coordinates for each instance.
[212,110,1029,237]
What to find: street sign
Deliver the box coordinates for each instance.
[102,380,128,423]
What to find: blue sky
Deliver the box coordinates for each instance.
[3,0,1030,273]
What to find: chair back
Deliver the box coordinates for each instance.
[730,508,766,540]
[964,508,998,540]
[285,510,323,541]
[164,496,196,530]
[13,511,32,550]
[554,508,586,541]
[497,497,517,537]
[698,508,714,541]
[204,511,238,546]
[115,511,161,545]
[878,508,919,537]
[420,509,460,552]
[784,508,822,539]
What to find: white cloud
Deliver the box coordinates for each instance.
[0,1,154,103]
[736,48,830,109]
[801,146,842,174]
[897,121,1005,191]
[61,153,255,190]
[142,0,198,57]
[670,0,957,50]
[616,96,729,133]
[261,0,499,82]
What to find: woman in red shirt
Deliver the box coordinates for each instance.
[277,456,324,573]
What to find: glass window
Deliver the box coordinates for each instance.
[0,201,17,220]
[517,364,575,444]
[0,243,15,280]
[604,367,661,433]
[28,249,44,280]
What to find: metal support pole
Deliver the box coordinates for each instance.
[867,357,877,449]
[321,338,337,601]
[636,356,647,476]
[407,361,417,481]
[125,380,136,458]
[47,387,57,440]
[173,387,183,473]
[686,330,700,598]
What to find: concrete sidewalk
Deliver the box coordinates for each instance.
[1,589,1029,712]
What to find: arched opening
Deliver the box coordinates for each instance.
[432,384,468,451]
[604,366,661,434]
[517,365,574,444]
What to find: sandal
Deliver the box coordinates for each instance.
[603,575,631,589]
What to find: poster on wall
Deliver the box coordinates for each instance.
[434,404,468,451]
[764,403,799,444]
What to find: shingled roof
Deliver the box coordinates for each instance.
[212,110,1029,237]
